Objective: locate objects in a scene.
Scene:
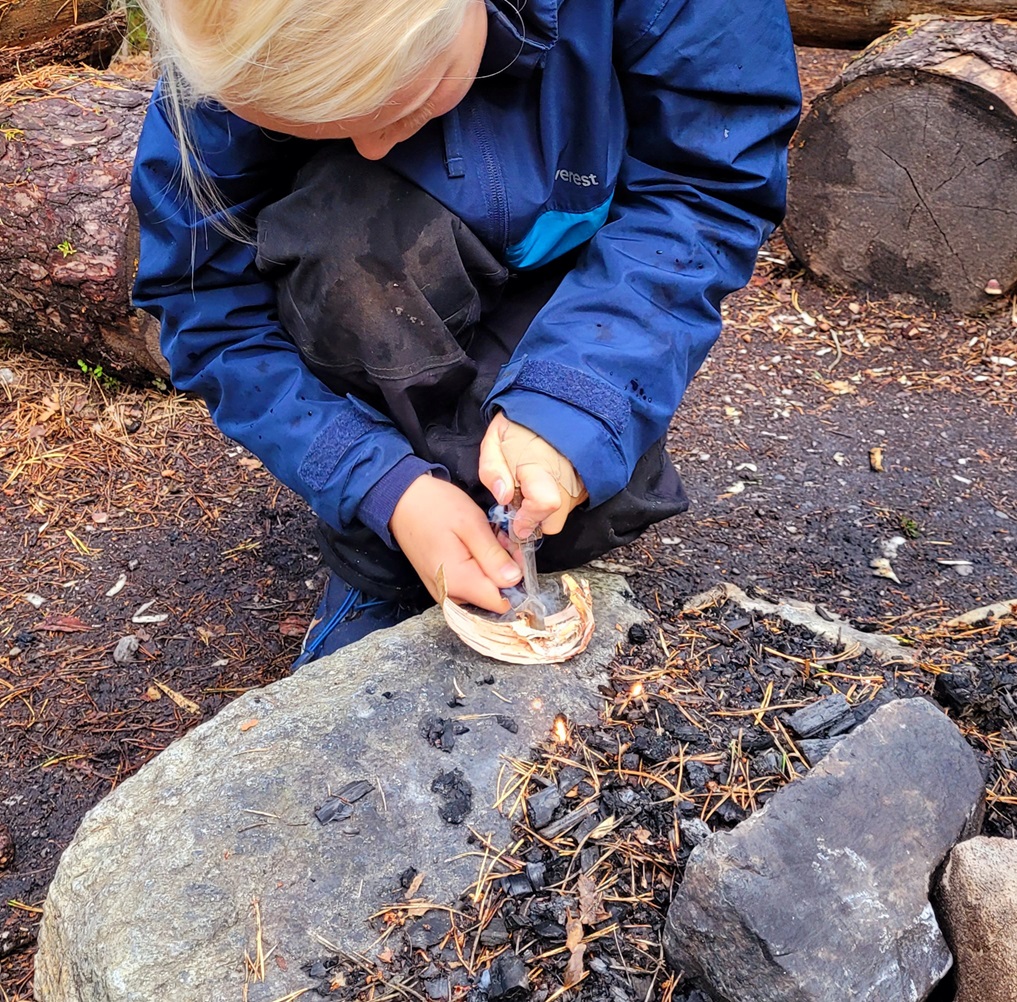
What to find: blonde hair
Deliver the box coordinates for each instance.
[136,0,470,229]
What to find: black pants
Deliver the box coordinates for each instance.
[256,146,688,603]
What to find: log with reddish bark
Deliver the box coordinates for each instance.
[787,0,1017,48]
[0,0,108,48]
[0,11,126,83]
[784,18,1017,315]
[0,68,167,380]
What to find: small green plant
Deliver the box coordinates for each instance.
[124,1,150,53]
[77,359,121,393]
[898,514,920,540]
[56,240,76,258]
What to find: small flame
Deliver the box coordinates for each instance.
[631,681,644,698]
[553,716,569,743]
[532,698,543,711]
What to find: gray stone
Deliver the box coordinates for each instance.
[797,737,843,766]
[664,698,985,1002]
[35,572,642,1002]
[935,836,1017,1002]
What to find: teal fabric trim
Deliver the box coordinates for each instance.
[505,199,613,271]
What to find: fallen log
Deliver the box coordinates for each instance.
[784,18,1017,315]
[0,67,167,380]
[0,0,108,49]
[787,0,1017,48]
[0,11,126,83]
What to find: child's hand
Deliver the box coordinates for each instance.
[390,475,522,613]
[479,413,588,540]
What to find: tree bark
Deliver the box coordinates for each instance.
[0,0,108,48]
[787,0,1017,48]
[0,11,126,83]
[783,19,1017,315]
[0,68,167,380]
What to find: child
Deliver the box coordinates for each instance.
[131,0,801,666]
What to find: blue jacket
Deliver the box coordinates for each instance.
[132,0,800,541]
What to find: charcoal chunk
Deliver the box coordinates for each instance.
[314,778,375,824]
[526,785,561,830]
[431,769,473,825]
[407,910,452,949]
[489,951,529,1002]
[784,693,852,738]
[480,916,510,946]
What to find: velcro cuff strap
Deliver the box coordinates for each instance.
[299,409,378,491]
[511,359,629,435]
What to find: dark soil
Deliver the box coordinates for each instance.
[1,46,1015,1001]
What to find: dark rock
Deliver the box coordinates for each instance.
[489,951,529,1002]
[526,785,561,830]
[407,910,453,949]
[431,769,473,825]
[496,715,519,734]
[665,699,986,1002]
[783,693,852,738]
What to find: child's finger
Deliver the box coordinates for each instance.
[513,463,563,537]
[446,562,513,614]
[460,515,523,591]
[478,420,516,505]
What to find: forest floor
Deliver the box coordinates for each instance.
[1,48,1016,1001]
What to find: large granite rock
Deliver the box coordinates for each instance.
[936,836,1017,1002]
[664,698,986,1002]
[35,572,642,1002]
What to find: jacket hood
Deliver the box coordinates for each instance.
[482,0,559,77]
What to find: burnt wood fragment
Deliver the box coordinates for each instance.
[784,693,852,738]
[489,951,529,1002]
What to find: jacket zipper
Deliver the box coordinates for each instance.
[469,103,509,249]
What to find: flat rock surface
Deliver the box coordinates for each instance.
[936,836,1017,1002]
[664,698,986,1002]
[34,573,641,1002]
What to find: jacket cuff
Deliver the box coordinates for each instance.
[357,455,449,549]
[484,358,632,506]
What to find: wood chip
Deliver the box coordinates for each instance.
[132,599,168,624]
[105,573,127,598]
[153,681,200,715]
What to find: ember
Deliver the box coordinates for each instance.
[552,715,569,744]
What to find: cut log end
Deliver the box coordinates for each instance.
[785,21,1017,314]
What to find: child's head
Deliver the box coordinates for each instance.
[138,0,488,224]
[146,0,473,115]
